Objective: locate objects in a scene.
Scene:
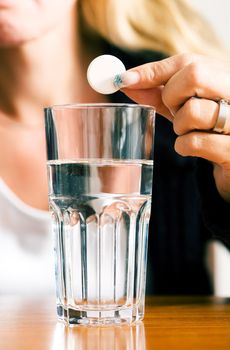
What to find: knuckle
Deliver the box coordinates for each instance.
[175,133,202,156]
[143,63,157,82]
[187,133,203,154]
[151,60,174,83]
[177,53,200,67]
[186,62,205,88]
[178,53,195,66]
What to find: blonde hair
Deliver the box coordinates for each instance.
[79,0,225,57]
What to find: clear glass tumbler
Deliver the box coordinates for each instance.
[44,103,155,326]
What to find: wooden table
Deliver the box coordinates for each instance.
[0,296,230,350]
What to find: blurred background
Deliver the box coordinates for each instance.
[191,0,230,49]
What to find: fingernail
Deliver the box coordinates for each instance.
[113,71,140,89]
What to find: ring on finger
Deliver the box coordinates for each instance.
[213,99,229,134]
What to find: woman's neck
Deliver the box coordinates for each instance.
[0,8,93,126]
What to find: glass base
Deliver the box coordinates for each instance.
[57,303,144,326]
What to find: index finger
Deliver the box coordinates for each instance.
[121,53,203,89]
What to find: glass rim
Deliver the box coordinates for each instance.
[44,102,155,112]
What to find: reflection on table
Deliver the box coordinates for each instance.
[52,322,146,350]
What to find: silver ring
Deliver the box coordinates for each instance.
[213,99,229,133]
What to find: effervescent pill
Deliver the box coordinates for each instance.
[87,55,126,94]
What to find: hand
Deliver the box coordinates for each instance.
[120,53,230,202]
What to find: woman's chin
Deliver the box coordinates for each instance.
[0,25,44,48]
[0,37,34,48]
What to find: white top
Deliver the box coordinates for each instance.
[0,179,55,295]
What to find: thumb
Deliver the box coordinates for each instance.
[122,86,173,121]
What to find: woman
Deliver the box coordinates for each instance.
[0,0,227,294]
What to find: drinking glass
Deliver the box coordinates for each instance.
[44,103,155,326]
